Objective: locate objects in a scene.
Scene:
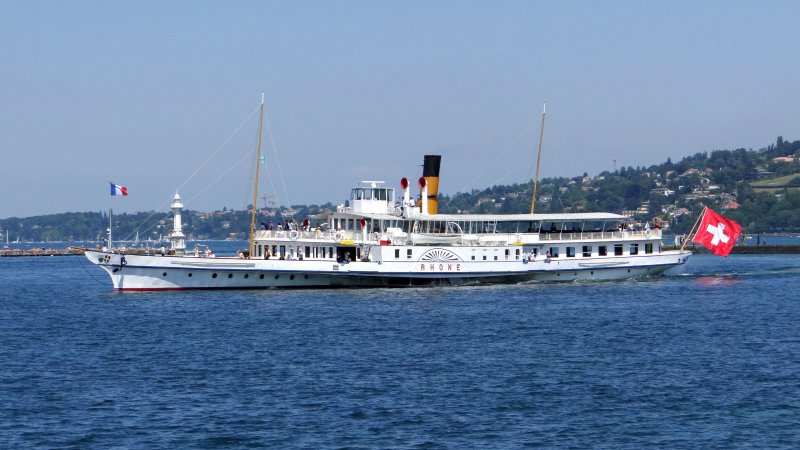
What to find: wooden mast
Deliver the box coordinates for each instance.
[248,92,265,258]
[530,103,547,215]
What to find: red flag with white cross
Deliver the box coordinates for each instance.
[691,207,742,257]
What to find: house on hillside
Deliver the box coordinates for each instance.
[680,168,699,177]
[722,200,740,210]
[673,207,690,217]
[651,187,675,196]
[754,165,774,178]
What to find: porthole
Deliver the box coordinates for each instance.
[188,273,192,277]
[304,274,309,279]
[227,274,233,279]
[162,272,167,277]
[275,275,279,280]
[259,274,264,279]
[212,273,217,278]
[290,275,295,280]
[244,274,249,279]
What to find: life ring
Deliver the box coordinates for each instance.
[334,231,344,241]
[289,230,299,240]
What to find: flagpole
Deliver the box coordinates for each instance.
[108,208,113,252]
[679,205,707,252]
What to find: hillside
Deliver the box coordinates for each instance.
[437,136,800,233]
[2,137,800,241]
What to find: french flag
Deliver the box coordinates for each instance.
[110,182,128,196]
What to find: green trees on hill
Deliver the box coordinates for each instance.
[437,136,800,233]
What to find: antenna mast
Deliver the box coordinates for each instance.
[530,103,547,215]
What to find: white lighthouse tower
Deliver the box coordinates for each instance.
[169,192,186,252]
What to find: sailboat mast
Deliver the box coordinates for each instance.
[530,103,547,215]
[248,92,266,258]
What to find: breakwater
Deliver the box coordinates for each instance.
[0,247,85,257]
[663,244,800,254]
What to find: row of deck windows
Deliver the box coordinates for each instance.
[255,244,362,261]
[253,242,657,262]
[546,243,655,258]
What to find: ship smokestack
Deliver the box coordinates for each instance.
[422,155,441,215]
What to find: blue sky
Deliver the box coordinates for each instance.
[2,1,799,217]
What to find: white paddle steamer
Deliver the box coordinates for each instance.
[86,154,690,291]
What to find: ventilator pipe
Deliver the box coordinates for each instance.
[361,218,367,243]
[400,177,410,206]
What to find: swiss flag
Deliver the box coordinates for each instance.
[691,207,742,257]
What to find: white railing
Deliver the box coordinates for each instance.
[538,229,662,241]
[253,228,663,245]
[254,229,354,242]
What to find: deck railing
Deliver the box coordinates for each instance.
[253,228,663,245]
[538,229,661,242]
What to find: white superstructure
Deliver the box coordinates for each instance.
[85,156,691,291]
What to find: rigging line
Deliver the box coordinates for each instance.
[241,129,259,211]
[122,104,261,241]
[133,211,174,241]
[457,119,538,194]
[121,209,173,243]
[263,105,292,208]
[262,164,282,214]
[486,164,528,189]
[174,104,261,195]
[186,150,254,205]
[126,148,250,244]
[78,251,112,285]
[129,145,250,242]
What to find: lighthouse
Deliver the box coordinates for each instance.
[169,192,186,251]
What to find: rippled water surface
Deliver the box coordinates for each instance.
[2,253,800,448]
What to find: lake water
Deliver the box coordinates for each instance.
[1,251,799,448]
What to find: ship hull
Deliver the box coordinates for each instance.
[85,250,690,291]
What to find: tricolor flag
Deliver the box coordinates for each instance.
[110,182,128,197]
[691,207,742,257]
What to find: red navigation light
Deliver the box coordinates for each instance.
[418,177,426,189]
[359,218,366,228]
[400,177,409,189]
